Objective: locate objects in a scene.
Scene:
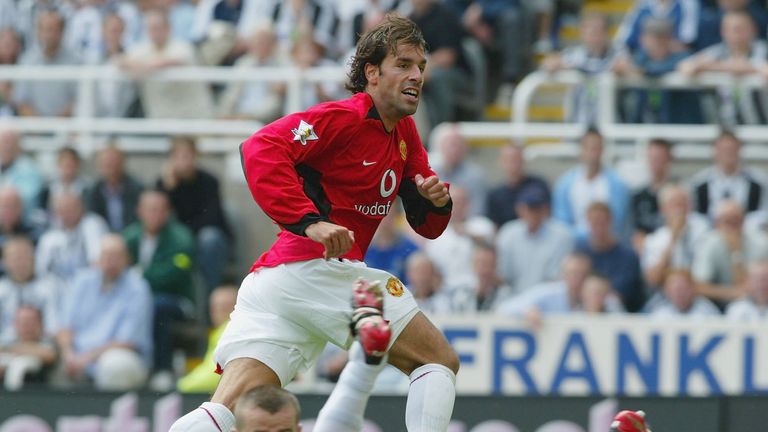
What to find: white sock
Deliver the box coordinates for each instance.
[313,342,387,432]
[169,402,235,432]
[405,364,456,432]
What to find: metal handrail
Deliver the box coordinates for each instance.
[1,65,768,159]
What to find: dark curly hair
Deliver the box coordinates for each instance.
[346,13,427,94]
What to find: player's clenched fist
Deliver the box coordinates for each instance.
[305,221,356,259]
[415,174,450,208]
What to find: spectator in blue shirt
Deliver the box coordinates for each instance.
[364,208,419,284]
[576,202,646,312]
[615,0,700,53]
[0,129,44,224]
[54,234,153,390]
[485,143,550,228]
[552,128,630,240]
[612,18,702,124]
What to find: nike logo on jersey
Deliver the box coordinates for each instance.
[291,120,318,145]
[362,160,377,166]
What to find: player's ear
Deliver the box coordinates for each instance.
[364,63,379,85]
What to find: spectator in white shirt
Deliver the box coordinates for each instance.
[643,184,710,288]
[120,8,212,118]
[0,237,60,345]
[35,192,108,283]
[678,11,768,124]
[405,252,452,316]
[86,13,137,118]
[692,200,768,305]
[217,23,283,122]
[429,124,488,217]
[0,305,58,389]
[14,9,80,118]
[452,243,513,313]
[424,186,494,295]
[726,260,768,321]
[648,269,721,318]
[497,253,592,317]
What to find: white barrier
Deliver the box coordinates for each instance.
[1,65,768,159]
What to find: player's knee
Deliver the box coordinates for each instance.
[430,345,459,375]
[443,349,460,375]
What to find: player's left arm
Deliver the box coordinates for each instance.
[398,123,452,239]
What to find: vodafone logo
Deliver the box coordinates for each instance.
[354,169,396,216]
[354,200,392,216]
[379,169,397,198]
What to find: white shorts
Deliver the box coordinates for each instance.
[214,258,419,385]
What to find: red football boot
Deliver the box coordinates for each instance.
[611,410,652,432]
[350,278,391,365]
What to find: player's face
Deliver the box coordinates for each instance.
[368,43,426,126]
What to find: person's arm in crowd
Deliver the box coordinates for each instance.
[540,52,565,72]
[676,0,701,48]
[611,51,642,77]
[644,243,674,288]
[612,4,642,52]
[112,277,153,357]
[547,230,574,281]
[118,44,193,79]
[15,103,39,117]
[2,340,57,365]
[644,219,686,287]
[56,105,74,117]
[697,57,759,75]
[12,64,37,117]
[56,328,88,377]
[694,280,746,302]
[524,307,544,330]
[677,48,717,76]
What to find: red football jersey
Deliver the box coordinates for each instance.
[240,92,452,270]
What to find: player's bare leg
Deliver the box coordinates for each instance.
[211,358,281,408]
[314,279,391,432]
[169,358,280,431]
[388,312,459,432]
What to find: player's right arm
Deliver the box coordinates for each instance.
[240,107,356,257]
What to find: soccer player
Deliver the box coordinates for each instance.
[234,385,302,432]
[170,13,459,432]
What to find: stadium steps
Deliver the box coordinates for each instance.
[483,0,633,129]
[583,0,635,15]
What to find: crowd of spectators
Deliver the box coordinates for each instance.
[3,0,768,393]
[3,1,768,128]
[0,0,546,132]
[543,0,768,126]
[357,126,768,328]
[0,130,232,391]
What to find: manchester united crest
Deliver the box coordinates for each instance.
[399,140,407,160]
[386,277,405,297]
